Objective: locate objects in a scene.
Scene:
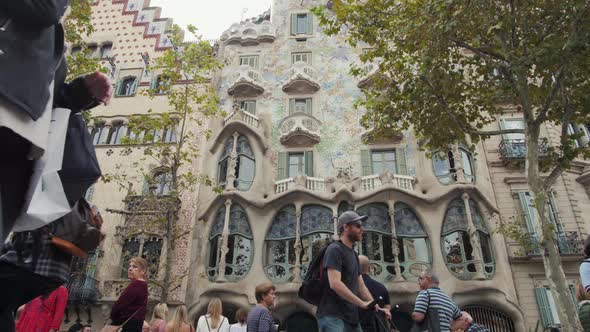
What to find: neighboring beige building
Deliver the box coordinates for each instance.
[64,1,590,331]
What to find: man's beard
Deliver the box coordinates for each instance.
[347,231,361,242]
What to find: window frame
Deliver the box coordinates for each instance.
[291,52,312,65]
[239,55,259,69]
[288,152,305,177]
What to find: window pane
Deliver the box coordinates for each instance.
[503,119,525,140]
[479,231,493,264]
[295,99,307,113]
[546,289,560,325]
[297,14,307,34]
[288,153,304,177]
[433,153,450,176]
[461,149,473,176]
[443,232,463,264]
[403,238,429,263]
[236,156,255,191]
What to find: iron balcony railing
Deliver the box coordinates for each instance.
[521,231,583,256]
[498,138,549,160]
[66,274,101,305]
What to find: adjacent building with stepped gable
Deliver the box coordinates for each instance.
[64,1,590,331]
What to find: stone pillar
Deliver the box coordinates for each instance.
[226,133,240,191]
[462,193,486,280]
[293,204,303,283]
[216,199,232,282]
[388,201,404,281]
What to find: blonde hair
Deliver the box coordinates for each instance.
[170,305,189,332]
[129,257,149,280]
[207,298,223,329]
[151,303,168,323]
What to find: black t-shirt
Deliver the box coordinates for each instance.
[359,274,391,332]
[317,241,361,324]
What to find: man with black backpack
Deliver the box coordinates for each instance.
[314,210,391,332]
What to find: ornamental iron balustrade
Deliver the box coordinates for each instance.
[499,138,549,160]
[520,231,583,256]
[463,305,516,332]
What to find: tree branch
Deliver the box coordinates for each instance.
[449,38,507,62]
[534,67,566,126]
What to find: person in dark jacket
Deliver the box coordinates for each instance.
[110,257,149,332]
[0,0,113,248]
[357,256,391,332]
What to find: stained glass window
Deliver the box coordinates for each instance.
[357,203,391,234]
[217,138,233,188]
[207,203,253,281]
[141,237,163,279]
[442,197,494,280]
[394,203,431,280]
[120,237,140,278]
[264,205,333,283]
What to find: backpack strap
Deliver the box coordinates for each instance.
[205,315,211,332]
[216,317,225,332]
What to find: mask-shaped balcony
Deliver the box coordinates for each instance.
[279,113,322,147]
[228,65,265,97]
[282,62,320,94]
[357,63,380,89]
[221,21,276,46]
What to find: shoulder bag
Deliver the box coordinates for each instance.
[100,306,143,332]
[410,290,441,332]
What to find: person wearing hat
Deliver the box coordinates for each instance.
[317,211,392,332]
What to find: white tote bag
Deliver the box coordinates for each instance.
[12,107,72,232]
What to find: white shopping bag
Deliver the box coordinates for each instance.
[12,108,72,232]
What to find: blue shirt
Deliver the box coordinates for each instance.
[413,287,462,331]
[246,305,276,332]
[580,259,590,293]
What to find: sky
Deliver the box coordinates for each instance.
[150,0,273,41]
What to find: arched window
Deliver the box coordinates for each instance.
[264,205,297,283]
[264,205,333,283]
[116,76,138,96]
[394,203,431,280]
[217,135,256,191]
[442,198,494,280]
[107,122,128,145]
[100,43,113,59]
[143,172,172,196]
[91,122,109,145]
[433,148,475,184]
[356,203,395,281]
[356,203,431,281]
[207,203,253,281]
[120,237,162,278]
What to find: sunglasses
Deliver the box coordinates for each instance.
[347,222,362,229]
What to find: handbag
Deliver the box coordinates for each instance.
[49,198,104,258]
[410,290,441,332]
[100,306,143,332]
[58,113,102,204]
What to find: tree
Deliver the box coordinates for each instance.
[63,0,107,81]
[314,1,590,330]
[103,24,222,304]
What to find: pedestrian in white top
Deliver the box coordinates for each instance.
[229,308,248,332]
[196,298,230,332]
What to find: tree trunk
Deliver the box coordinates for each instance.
[526,126,583,331]
[160,212,175,304]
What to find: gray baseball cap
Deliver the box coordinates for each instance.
[337,210,368,232]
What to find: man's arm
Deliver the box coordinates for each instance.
[411,291,428,322]
[357,275,374,302]
[327,268,372,309]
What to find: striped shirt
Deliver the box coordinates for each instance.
[413,287,461,332]
[580,259,590,292]
[246,305,276,332]
[467,322,490,332]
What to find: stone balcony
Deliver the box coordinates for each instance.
[357,62,380,89]
[102,279,162,302]
[274,172,416,195]
[228,65,265,97]
[359,172,415,192]
[221,21,276,46]
[224,108,260,129]
[282,62,320,94]
[278,113,321,147]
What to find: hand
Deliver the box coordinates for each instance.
[379,306,392,321]
[83,71,114,105]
